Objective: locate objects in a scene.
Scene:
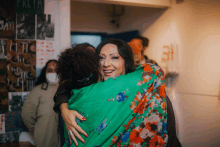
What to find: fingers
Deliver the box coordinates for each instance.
[71,122,88,137]
[68,130,78,146]
[68,134,72,145]
[71,127,85,144]
[71,111,88,137]
[74,111,87,121]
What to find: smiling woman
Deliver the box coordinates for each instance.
[96,38,135,81]
[99,44,125,80]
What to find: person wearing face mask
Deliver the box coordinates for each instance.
[21,60,60,147]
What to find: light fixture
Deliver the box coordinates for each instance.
[106,4,125,28]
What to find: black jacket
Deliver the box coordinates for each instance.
[166,95,182,147]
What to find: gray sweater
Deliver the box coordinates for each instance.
[21,84,60,147]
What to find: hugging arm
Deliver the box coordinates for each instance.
[53,81,88,146]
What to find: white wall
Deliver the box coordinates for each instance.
[44,0,61,58]
[44,0,71,56]
[132,0,220,146]
[71,1,113,33]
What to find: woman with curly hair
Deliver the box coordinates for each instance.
[53,43,99,146]
[54,39,168,147]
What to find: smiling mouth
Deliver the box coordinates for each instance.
[103,70,115,76]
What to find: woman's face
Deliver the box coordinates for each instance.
[99,43,125,81]
[46,61,57,74]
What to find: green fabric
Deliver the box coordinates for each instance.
[63,64,168,147]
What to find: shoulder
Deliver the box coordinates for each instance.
[141,63,164,76]
[28,84,53,96]
[135,63,164,86]
[30,84,43,93]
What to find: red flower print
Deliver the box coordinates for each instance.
[111,135,118,145]
[142,64,153,73]
[130,101,136,110]
[161,101,166,109]
[150,134,165,147]
[145,122,158,134]
[133,95,147,114]
[158,83,165,98]
[129,128,144,144]
[125,117,136,131]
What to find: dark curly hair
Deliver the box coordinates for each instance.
[56,43,100,88]
[96,38,135,74]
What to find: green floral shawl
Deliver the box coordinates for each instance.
[63,64,168,147]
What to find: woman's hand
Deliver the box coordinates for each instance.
[60,103,88,146]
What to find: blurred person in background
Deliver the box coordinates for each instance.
[128,35,158,67]
[21,59,60,147]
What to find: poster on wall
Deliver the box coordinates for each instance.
[16,14,36,40]
[0,131,19,144]
[0,114,5,134]
[36,40,55,77]
[16,0,44,15]
[0,59,7,93]
[6,40,36,92]
[0,39,7,59]
[0,0,16,39]
[37,14,54,40]
[8,92,22,112]
[16,14,54,40]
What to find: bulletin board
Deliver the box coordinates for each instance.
[0,0,56,143]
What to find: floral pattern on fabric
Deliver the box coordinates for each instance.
[63,63,168,147]
[97,118,107,134]
[110,64,167,147]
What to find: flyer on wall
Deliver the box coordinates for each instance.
[0,114,5,134]
[36,40,55,77]
[16,14,54,41]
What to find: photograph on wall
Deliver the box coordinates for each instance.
[8,92,22,112]
[0,39,7,59]
[6,40,36,92]
[0,0,16,39]
[0,114,5,134]
[0,92,8,114]
[16,14,36,40]
[36,40,55,77]
[5,111,28,133]
[37,14,54,40]
[0,59,7,93]
[0,131,19,144]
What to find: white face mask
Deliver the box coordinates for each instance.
[46,73,59,84]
